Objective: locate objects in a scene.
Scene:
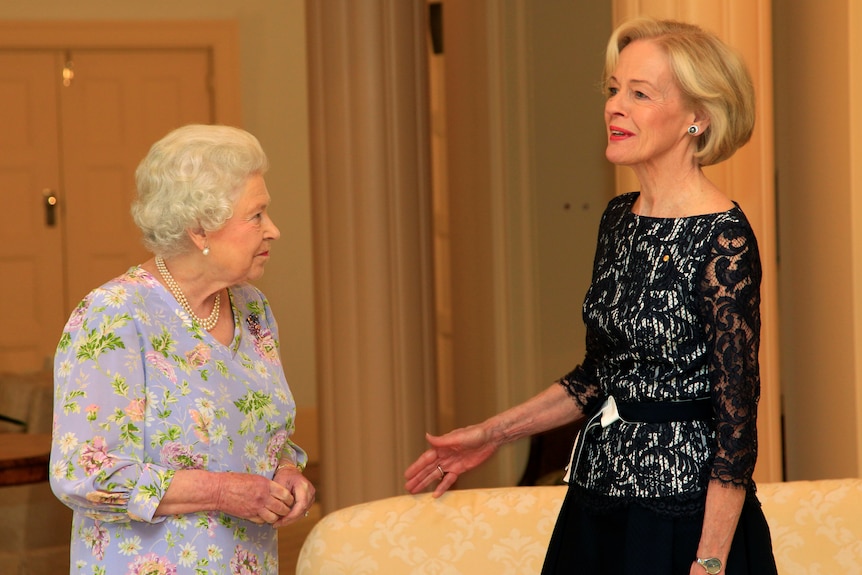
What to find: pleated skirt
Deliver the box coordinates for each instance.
[541,486,778,575]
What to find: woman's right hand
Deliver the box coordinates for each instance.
[404,424,499,498]
[404,384,583,498]
[214,472,295,525]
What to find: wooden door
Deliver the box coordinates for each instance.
[0,52,65,372]
[61,49,212,308]
[0,48,212,373]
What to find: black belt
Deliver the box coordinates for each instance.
[616,396,712,423]
[563,395,713,483]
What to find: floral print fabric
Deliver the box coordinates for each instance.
[50,266,306,575]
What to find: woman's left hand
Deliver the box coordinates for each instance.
[271,466,316,527]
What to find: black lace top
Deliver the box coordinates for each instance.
[559,192,762,516]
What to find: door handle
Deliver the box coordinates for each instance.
[43,189,58,227]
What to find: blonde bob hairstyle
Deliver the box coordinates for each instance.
[604,18,755,166]
[131,124,269,257]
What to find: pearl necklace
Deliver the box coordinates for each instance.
[155,255,221,331]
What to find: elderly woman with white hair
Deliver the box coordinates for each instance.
[50,124,313,575]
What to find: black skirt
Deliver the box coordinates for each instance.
[541,485,778,575]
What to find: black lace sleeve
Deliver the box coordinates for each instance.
[557,202,614,417]
[558,349,603,416]
[696,223,762,489]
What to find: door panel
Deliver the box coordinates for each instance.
[61,49,213,309]
[0,52,64,372]
[0,48,212,373]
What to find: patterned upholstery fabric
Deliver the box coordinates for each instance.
[296,486,563,574]
[296,480,862,575]
[758,478,862,575]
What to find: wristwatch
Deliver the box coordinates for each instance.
[696,557,722,574]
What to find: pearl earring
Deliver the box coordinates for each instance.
[688,125,699,135]
[202,246,210,256]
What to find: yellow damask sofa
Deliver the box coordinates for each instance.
[296,479,862,574]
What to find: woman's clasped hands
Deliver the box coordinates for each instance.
[273,465,316,527]
[216,470,315,527]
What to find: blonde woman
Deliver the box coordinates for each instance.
[406,18,777,575]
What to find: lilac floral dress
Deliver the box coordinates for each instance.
[49,266,307,575]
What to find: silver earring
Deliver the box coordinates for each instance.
[202,246,210,256]
[688,125,699,135]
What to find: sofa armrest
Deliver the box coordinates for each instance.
[758,478,862,574]
[298,479,862,575]
[297,486,566,575]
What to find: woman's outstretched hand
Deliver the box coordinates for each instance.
[404,424,499,498]
[405,385,581,497]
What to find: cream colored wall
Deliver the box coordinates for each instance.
[774,0,861,479]
[0,1,317,407]
[528,2,615,387]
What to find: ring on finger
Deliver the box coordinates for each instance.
[436,464,446,480]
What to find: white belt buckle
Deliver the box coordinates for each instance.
[600,395,620,427]
[563,396,621,483]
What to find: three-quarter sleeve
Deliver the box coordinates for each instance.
[696,224,762,488]
[50,287,175,524]
[558,345,604,416]
[558,205,612,415]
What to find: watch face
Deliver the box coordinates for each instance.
[699,558,722,574]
